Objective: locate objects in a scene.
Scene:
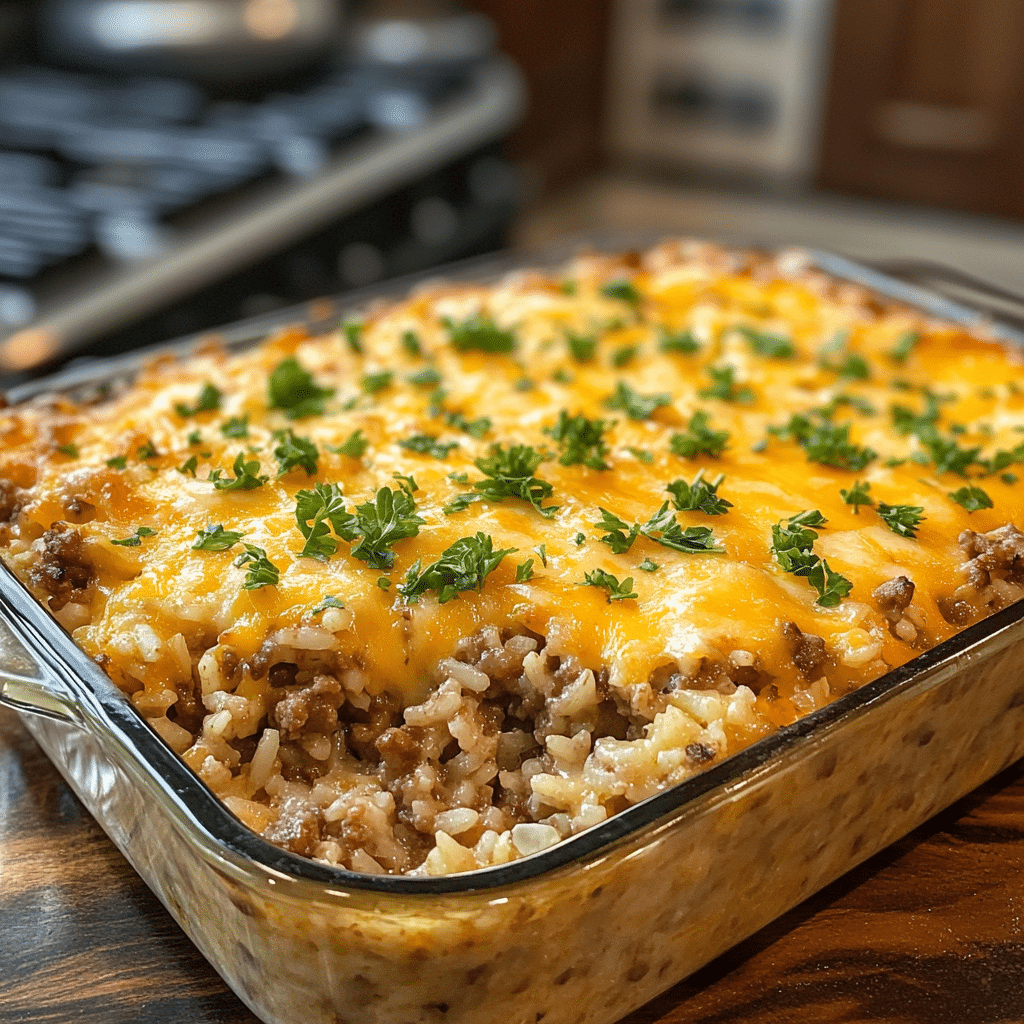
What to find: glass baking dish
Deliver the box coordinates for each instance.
[3,241,1024,1024]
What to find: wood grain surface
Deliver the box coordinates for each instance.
[3,702,1024,1024]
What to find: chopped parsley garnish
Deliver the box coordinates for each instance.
[398,434,459,459]
[770,510,851,607]
[361,369,394,395]
[442,409,491,438]
[533,543,548,567]
[669,410,729,458]
[106,455,128,470]
[1002,472,1019,485]
[349,486,425,570]
[612,343,640,368]
[551,368,573,384]
[401,330,422,357]
[178,455,198,476]
[187,430,202,446]
[220,415,249,439]
[311,595,345,615]
[136,439,159,459]
[698,365,755,404]
[890,394,941,436]
[515,559,535,582]
[948,485,993,512]
[600,279,641,304]
[627,447,653,464]
[582,568,637,602]
[464,444,559,518]
[840,480,873,514]
[544,410,611,470]
[735,325,795,359]
[295,483,357,560]
[399,532,516,604]
[111,526,157,547]
[331,429,369,458]
[209,453,269,491]
[567,331,598,363]
[638,557,660,572]
[273,429,319,476]
[407,366,441,387]
[666,471,732,515]
[922,434,980,477]
[817,393,876,419]
[575,532,586,546]
[770,414,876,471]
[192,524,245,551]
[392,472,418,495]
[268,356,334,419]
[605,381,672,420]
[595,505,722,554]
[56,442,79,458]
[876,502,925,538]
[174,381,221,418]
[442,314,515,354]
[820,353,870,380]
[448,470,469,483]
[377,577,391,590]
[514,376,535,392]
[659,328,700,354]
[234,544,280,589]
[890,330,920,363]
[342,319,363,354]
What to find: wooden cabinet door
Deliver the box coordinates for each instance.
[817,0,1024,220]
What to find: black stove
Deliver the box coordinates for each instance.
[0,47,523,377]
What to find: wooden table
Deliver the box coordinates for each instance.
[4,703,1024,1024]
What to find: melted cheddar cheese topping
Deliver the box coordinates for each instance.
[3,242,1023,727]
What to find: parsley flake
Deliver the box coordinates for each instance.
[193,524,245,551]
[235,544,280,589]
[343,319,364,354]
[638,557,660,572]
[735,325,795,359]
[605,381,672,420]
[311,595,345,615]
[294,483,357,560]
[399,532,516,604]
[544,411,611,470]
[600,279,641,304]
[269,357,334,419]
[470,444,559,517]
[106,455,127,470]
[220,415,249,439]
[137,439,159,459]
[407,366,441,387]
[567,331,598,363]
[516,559,535,582]
[669,411,729,459]
[401,330,422,357]
[442,314,515,354]
[178,455,198,477]
[187,430,203,446]
[948,485,993,512]
[612,343,640,368]
[890,330,920,363]
[361,369,394,395]
[699,365,755,404]
[111,526,157,547]
[659,328,700,355]
[533,543,548,567]
[273,429,319,476]
[56,442,79,458]
[209,453,268,491]
[770,511,851,607]
[840,480,873,514]
[175,381,221,418]
[666,472,732,515]
[627,446,654,464]
[330,429,369,458]
[399,434,459,459]
[582,568,637,602]
[349,486,425,570]
[876,502,925,538]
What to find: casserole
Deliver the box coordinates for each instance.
[2,240,1024,1024]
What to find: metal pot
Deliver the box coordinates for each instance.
[38,0,342,83]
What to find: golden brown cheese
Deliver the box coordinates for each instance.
[2,240,1023,871]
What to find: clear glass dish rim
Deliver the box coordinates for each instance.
[4,234,1024,898]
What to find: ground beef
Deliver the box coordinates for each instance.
[959,525,1024,585]
[28,521,93,610]
[0,478,20,523]
[270,674,346,740]
[782,621,827,676]
[873,576,916,623]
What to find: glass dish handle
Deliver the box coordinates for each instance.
[0,570,86,727]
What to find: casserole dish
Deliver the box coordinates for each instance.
[3,239,1024,1024]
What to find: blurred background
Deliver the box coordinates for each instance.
[0,0,1022,380]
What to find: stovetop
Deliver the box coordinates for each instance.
[0,52,523,373]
